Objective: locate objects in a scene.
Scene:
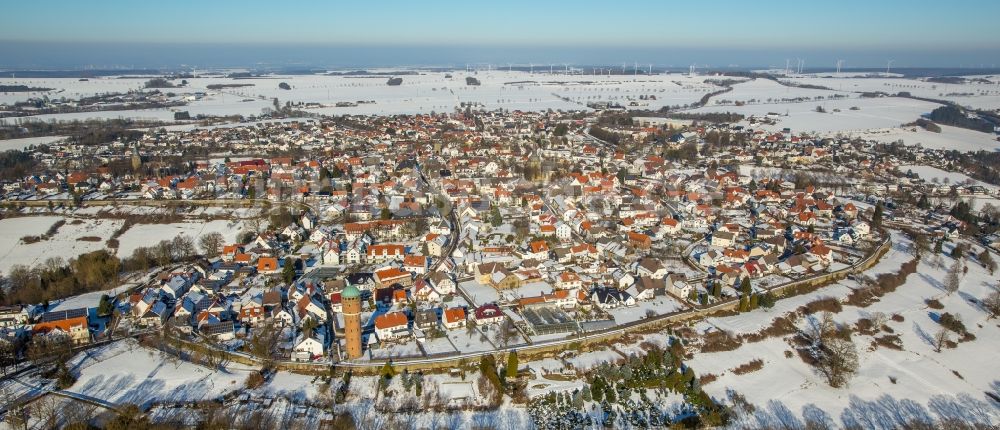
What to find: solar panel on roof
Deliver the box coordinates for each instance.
[40,308,87,322]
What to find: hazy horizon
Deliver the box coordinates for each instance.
[2,41,999,71]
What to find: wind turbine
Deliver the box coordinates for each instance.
[886,60,895,75]
[785,59,790,74]
[836,60,844,74]
[530,63,534,74]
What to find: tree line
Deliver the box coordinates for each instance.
[1,231,226,306]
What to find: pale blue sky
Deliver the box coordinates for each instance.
[2,0,999,68]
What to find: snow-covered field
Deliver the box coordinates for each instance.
[692,96,938,134]
[784,75,1000,111]
[5,74,998,158]
[688,234,1000,429]
[691,90,1000,151]
[0,72,736,121]
[257,371,323,403]
[115,219,245,257]
[710,78,846,106]
[0,215,122,273]
[0,135,68,151]
[845,123,1000,152]
[899,164,999,191]
[65,339,255,408]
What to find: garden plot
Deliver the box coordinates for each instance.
[419,336,459,355]
[525,357,567,374]
[369,342,424,360]
[457,279,500,306]
[526,373,585,398]
[0,215,122,273]
[446,327,499,353]
[47,284,132,313]
[115,219,245,257]
[257,371,325,403]
[65,339,255,409]
[606,295,686,324]
[564,349,624,370]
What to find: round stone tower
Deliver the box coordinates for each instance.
[341,285,363,360]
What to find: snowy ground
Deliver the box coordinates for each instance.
[606,295,686,324]
[693,96,939,134]
[688,233,1000,429]
[710,78,847,106]
[0,135,68,151]
[899,164,999,191]
[0,215,123,273]
[65,339,256,409]
[115,219,246,257]
[47,284,132,313]
[458,279,500,306]
[446,326,500,353]
[783,75,1000,111]
[257,371,323,403]
[845,124,1000,152]
[0,72,734,121]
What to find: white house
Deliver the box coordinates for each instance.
[322,242,341,265]
[711,231,736,248]
[853,221,871,238]
[375,312,410,341]
[591,288,636,310]
[292,332,325,362]
[555,222,573,242]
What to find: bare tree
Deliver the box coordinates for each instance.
[154,240,173,266]
[0,340,17,376]
[466,319,477,339]
[32,395,61,429]
[933,328,950,353]
[248,321,282,368]
[199,232,226,257]
[816,336,859,388]
[870,311,888,330]
[245,215,264,236]
[983,290,1000,319]
[43,256,66,273]
[806,312,837,345]
[804,312,858,388]
[495,319,516,348]
[171,234,196,260]
[1,386,29,430]
[944,259,963,295]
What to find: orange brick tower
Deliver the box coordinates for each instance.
[342,285,363,359]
